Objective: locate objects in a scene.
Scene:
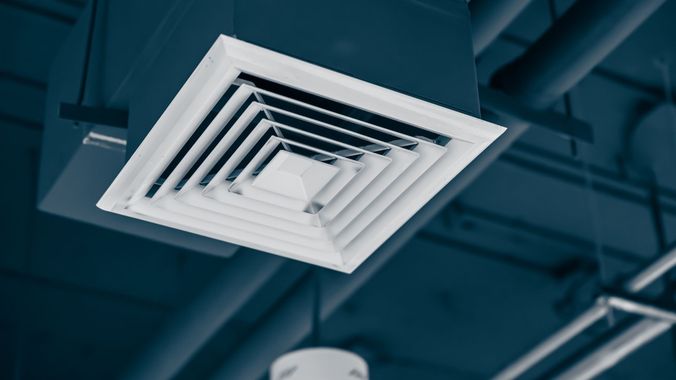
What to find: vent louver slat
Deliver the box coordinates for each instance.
[97,35,506,272]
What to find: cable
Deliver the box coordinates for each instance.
[547,0,611,321]
[311,269,322,347]
[76,0,99,107]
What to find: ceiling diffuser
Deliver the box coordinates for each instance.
[97,35,505,273]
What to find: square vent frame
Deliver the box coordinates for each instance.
[97,34,505,273]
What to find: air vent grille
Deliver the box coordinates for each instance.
[98,35,505,272]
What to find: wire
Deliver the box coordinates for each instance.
[652,57,676,300]
[76,0,99,107]
[311,269,322,346]
[547,0,611,320]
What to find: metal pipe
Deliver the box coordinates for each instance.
[470,0,534,55]
[493,303,610,380]
[492,0,667,109]
[121,251,284,380]
[604,296,676,324]
[554,319,671,380]
[493,244,676,379]
[625,244,676,292]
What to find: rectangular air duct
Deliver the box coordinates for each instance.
[96,36,504,272]
[38,0,495,269]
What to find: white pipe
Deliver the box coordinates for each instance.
[493,244,676,380]
[604,296,676,324]
[625,245,676,293]
[493,303,609,380]
[554,319,671,380]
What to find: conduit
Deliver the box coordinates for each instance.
[492,0,667,109]
[470,0,534,56]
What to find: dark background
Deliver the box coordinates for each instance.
[1,0,676,379]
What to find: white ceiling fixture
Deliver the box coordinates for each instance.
[97,35,505,273]
[270,348,368,380]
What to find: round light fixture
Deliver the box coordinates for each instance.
[270,347,368,380]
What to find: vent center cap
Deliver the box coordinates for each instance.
[252,150,339,201]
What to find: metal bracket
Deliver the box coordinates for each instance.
[598,294,676,324]
[479,85,594,143]
[58,102,128,129]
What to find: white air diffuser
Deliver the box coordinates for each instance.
[97,35,505,272]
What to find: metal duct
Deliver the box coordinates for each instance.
[470,0,534,55]
[492,0,667,109]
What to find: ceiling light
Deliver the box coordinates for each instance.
[270,348,368,380]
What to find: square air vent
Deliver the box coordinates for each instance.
[97,35,505,273]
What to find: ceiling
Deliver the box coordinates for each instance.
[1,0,675,379]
